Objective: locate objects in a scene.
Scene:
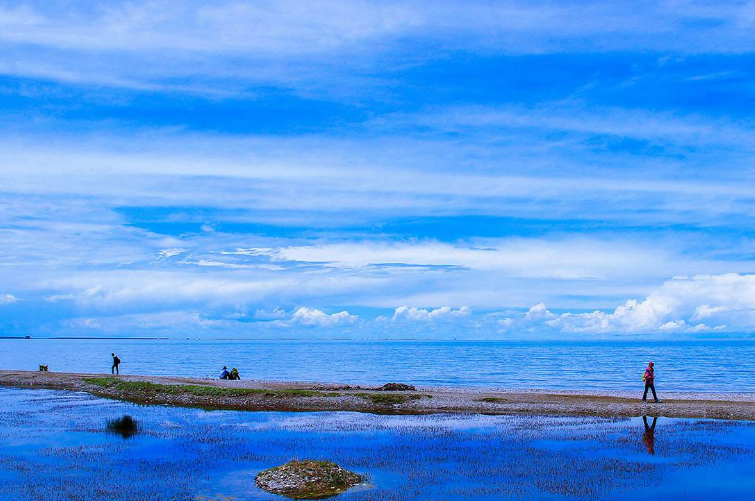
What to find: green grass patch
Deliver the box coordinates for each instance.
[356,392,425,405]
[476,397,507,403]
[83,378,340,399]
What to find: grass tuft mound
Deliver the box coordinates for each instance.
[255,460,363,499]
[106,415,139,438]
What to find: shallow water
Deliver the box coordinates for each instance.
[1,388,755,500]
[2,338,755,391]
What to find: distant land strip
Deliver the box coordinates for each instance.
[1,370,755,421]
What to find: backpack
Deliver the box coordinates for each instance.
[114,356,121,364]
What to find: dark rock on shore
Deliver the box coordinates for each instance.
[255,460,363,499]
[379,382,416,391]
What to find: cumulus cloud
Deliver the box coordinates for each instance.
[393,305,470,321]
[290,307,357,326]
[524,303,555,322]
[0,294,18,305]
[659,319,687,331]
[497,303,555,332]
[503,273,755,335]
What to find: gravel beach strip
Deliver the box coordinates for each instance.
[2,370,755,420]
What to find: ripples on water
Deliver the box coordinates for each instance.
[1,339,754,391]
[1,389,755,500]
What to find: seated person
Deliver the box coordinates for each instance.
[220,366,230,379]
[229,368,240,380]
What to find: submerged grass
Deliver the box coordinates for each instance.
[356,393,426,405]
[106,415,139,438]
[84,378,341,399]
[5,386,755,501]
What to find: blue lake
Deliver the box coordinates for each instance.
[1,338,755,391]
[1,388,755,500]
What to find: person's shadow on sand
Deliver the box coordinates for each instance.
[642,415,658,455]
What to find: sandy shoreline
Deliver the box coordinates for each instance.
[3,369,755,421]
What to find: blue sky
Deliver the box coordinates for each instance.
[2,0,755,338]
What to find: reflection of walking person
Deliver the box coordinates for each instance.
[642,415,658,455]
[642,362,661,403]
[111,353,121,375]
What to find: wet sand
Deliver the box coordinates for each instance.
[2,369,755,420]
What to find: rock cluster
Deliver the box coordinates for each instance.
[255,460,363,499]
[379,382,416,391]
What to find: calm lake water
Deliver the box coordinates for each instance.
[1,388,755,500]
[1,338,754,392]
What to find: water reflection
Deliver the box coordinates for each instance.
[5,390,755,501]
[643,415,658,455]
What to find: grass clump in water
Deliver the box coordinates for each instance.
[256,460,363,499]
[106,415,139,438]
[477,397,508,403]
[83,378,340,399]
[356,393,425,405]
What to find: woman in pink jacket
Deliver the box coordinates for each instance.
[642,362,661,403]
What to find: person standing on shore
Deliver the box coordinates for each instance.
[642,362,660,403]
[111,353,121,375]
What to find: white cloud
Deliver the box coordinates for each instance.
[254,307,289,320]
[61,311,222,331]
[512,273,755,334]
[659,319,687,331]
[290,307,357,326]
[32,269,381,311]
[411,103,755,149]
[393,305,470,321]
[0,1,417,55]
[44,294,75,303]
[266,238,716,281]
[1,1,754,93]
[524,303,555,321]
[497,303,556,332]
[2,115,755,236]
[158,249,185,259]
[0,293,18,305]
[62,318,102,330]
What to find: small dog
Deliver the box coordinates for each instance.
[38,365,49,372]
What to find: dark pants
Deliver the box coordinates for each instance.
[112,363,119,375]
[643,381,658,402]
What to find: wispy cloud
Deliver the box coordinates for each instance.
[2,1,755,337]
[3,117,755,228]
[1,1,755,93]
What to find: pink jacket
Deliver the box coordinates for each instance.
[644,366,655,383]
